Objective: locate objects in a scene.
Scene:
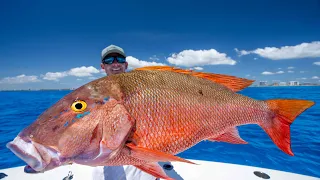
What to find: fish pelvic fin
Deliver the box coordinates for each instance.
[262,99,315,156]
[135,163,174,180]
[126,143,197,165]
[134,66,254,92]
[207,127,248,144]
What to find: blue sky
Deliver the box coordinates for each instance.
[0,0,319,90]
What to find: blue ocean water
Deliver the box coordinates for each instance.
[0,87,319,177]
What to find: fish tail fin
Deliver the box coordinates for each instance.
[262,99,314,156]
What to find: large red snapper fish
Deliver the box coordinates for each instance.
[6,66,314,179]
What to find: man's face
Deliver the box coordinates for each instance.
[100,53,128,76]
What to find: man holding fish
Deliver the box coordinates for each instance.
[6,43,314,180]
[93,44,159,179]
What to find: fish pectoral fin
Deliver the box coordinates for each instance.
[126,143,196,165]
[134,66,254,92]
[93,104,135,162]
[207,127,248,144]
[102,104,135,151]
[135,163,174,180]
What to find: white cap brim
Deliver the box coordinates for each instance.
[101,45,126,60]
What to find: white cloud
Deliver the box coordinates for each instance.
[149,55,160,61]
[300,71,305,73]
[234,48,251,56]
[313,62,320,65]
[262,71,285,75]
[297,77,307,80]
[262,71,274,75]
[43,72,68,81]
[67,66,100,77]
[193,67,204,71]
[312,76,319,79]
[246,74,250,77]
[100,69,106,75]
[254,57,258,60]
[0,74,40,84]
[88,77,97,80]
[77,79,82,81]
[43,66,100,81]
[288,71,294,73]
[235,41,320,60]
[278,68,282,69]
[167,49,236,67]
[288,66,295,69]
[126,56,166,69]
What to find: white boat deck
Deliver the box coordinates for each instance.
[0,159,318,180]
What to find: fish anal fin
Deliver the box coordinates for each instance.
[134,66,254,92]
[135,163,174,180]
[126,143,196,165]
[208,127,248,144]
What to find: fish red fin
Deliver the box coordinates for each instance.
[135,163,174,180]
[262,99,315,156]
[126,143,197,165]
[103,104,135,150]
[208,127,248,144]
[134,66,254,92]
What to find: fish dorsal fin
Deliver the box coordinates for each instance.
[134,66,255,92]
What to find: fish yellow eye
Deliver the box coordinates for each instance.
[71,100,87,112]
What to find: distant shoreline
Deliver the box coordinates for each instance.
[251,85,320,88]
[1,85,320,91]
[0,89,74,92]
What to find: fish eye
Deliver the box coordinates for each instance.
[71,100,87,112]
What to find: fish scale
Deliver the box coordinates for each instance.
[113,70,267,156]
[126,90,204,154]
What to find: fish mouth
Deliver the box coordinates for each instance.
[6,136,63,173]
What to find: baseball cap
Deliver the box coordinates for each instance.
[101,45,126,61]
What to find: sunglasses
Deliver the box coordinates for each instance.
[102,56,126,64]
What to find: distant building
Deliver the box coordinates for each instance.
[272,82,279,86]
[279,82,287,86]
[301,82,314,86]
[259,81,267,86]
[289,81,299,86]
